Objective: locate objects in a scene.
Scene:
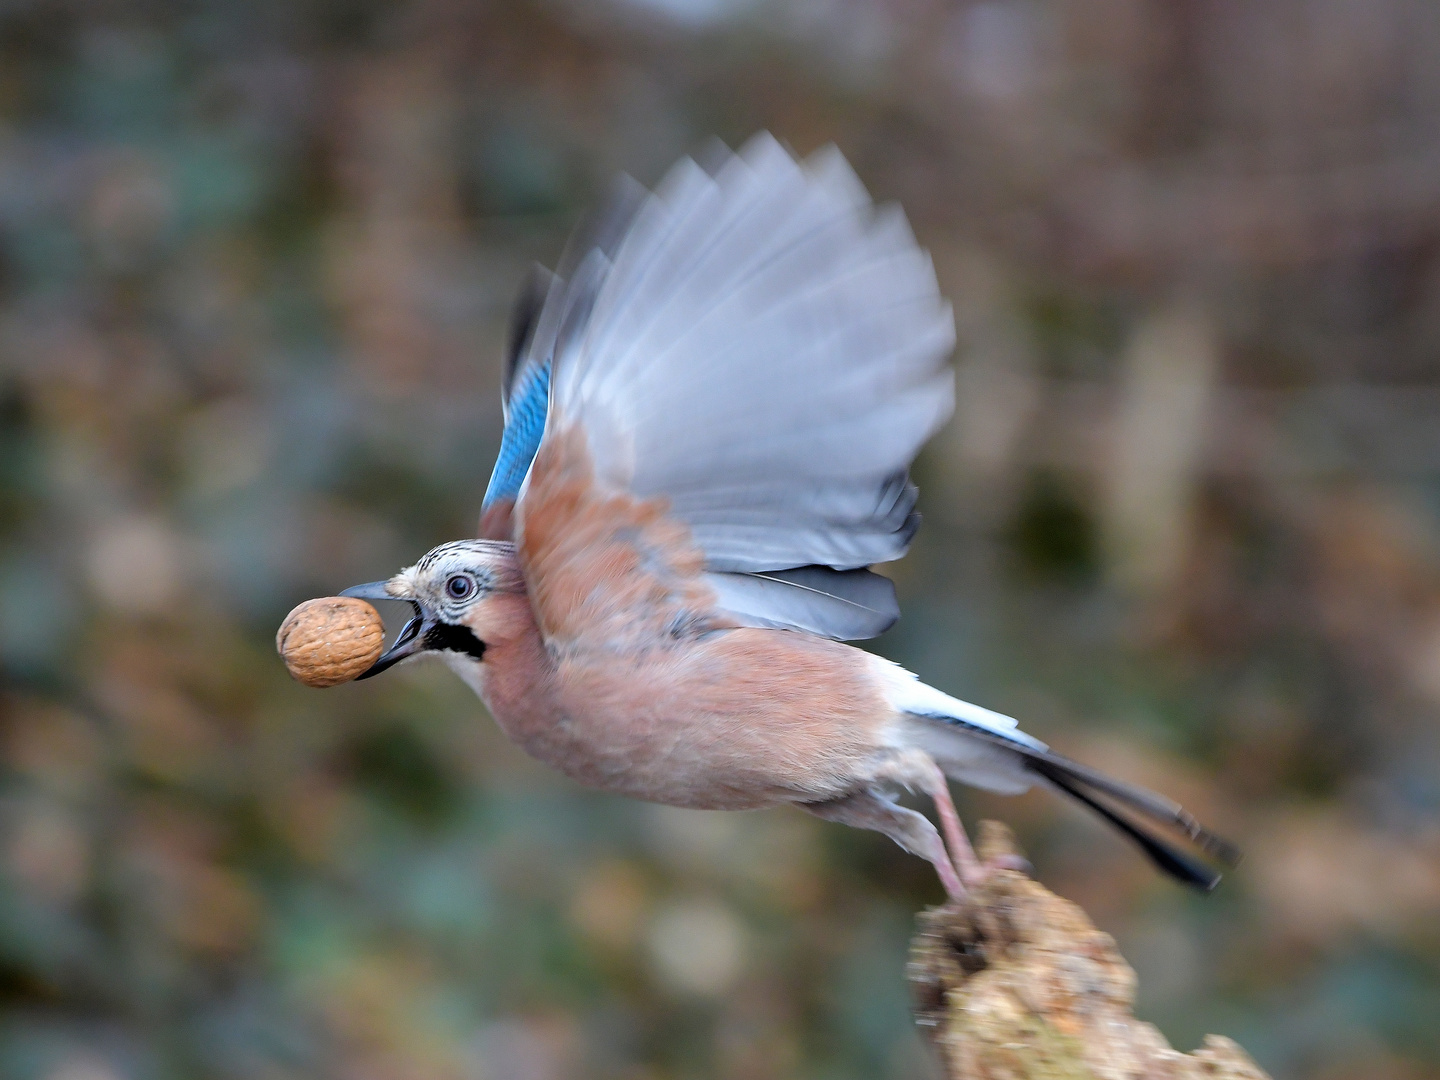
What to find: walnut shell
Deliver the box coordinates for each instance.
[276,597,385,688]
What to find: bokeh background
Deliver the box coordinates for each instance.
[3,1,1440,1078]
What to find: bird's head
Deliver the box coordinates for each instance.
[341,539,526,679]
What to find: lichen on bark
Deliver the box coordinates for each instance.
[909,822,1269,1080]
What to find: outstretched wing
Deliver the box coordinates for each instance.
[479,266,555,539]
[479,183,649,540]
[514,134,955,643]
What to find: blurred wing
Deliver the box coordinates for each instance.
[518,134,952,639]
[702,565,900,639]
[484,351,552,512]
[479,269,554,538]
[499,264,555,415]
[480,186,650,538]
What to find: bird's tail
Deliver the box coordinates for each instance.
[876,661,1240,889]
[916,712,1241,890]
[1015,747,1241,890]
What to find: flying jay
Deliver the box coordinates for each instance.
[338,133,1237,896]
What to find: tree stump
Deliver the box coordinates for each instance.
[908,822,1269,1080]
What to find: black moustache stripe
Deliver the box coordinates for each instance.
[423,622,487,661]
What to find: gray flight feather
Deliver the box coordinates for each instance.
[704,566,900,639]
[523,133,955,638]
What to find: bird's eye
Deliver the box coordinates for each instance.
[445,574,475,600]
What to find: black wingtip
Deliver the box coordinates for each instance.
[502,265,559,406]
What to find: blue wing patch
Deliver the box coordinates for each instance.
[483,358,551,508]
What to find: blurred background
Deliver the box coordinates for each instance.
[3,1,1440,1078]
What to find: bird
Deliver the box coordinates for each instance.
[337,133,1238,897]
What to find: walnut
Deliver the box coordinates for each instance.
[276,597,385,688]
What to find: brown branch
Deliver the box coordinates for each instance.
[909,822,1270,1080]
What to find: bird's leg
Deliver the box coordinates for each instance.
[884,750,1033,888]
[801,789,966,900]
[897,752,983,888]
[926,774,985,887]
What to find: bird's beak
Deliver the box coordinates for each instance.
[339,580,435,679]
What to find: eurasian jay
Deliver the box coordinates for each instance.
[339,133,1237,897]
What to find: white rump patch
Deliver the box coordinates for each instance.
[870,655,1046,751]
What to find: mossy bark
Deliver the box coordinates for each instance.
[909,823,1269,1080]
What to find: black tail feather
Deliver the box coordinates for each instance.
[925,715,1242,889]
[1025,757,1225,891]
[1029,751,1243,868]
